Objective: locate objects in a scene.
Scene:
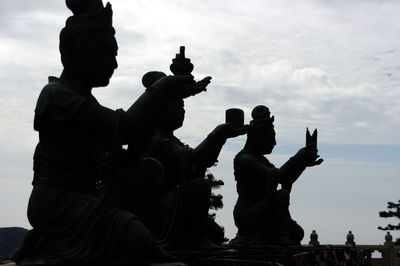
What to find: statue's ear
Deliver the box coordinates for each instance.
[60,34,86,67]
[65,35,78,54]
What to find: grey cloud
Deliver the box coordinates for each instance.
[0,0,63,13]
[0,1,66,37]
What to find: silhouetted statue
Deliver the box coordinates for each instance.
[140,48,247,250]
[233,105,323,246]
[14,0,210,265]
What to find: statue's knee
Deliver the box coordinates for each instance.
[290,221,304,244]
[119,219,154,258]
[275,189,290,205]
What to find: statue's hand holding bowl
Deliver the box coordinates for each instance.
[219,108,248,139]
[214,122,248,140]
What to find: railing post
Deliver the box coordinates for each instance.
[345,231,355,247]
[309,230,320,246]
[384,232,393,245]
[382,232,395,266]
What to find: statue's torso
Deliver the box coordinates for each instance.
[233,149,278,228]
[32,77,115,193]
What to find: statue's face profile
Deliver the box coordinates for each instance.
[76,32,118,87]
[161,100,185,131]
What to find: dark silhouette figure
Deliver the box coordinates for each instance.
[140,48,247,250]
[15,0,210,265]
[233,105,323,246]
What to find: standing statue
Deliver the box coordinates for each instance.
[140,48,248,250]
[233,105,323,246]
[14,0,210,265]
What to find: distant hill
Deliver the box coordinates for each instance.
[0,227,28,259]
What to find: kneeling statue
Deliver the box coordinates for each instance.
[233,105,323,245]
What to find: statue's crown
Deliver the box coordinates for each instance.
[64,0,114,33]
[251,105,274,125]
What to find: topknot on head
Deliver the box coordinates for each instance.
[66,0,104,15]
[249,105,274,128]
[251,105,271,120]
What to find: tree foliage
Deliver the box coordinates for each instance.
[205,171,229,244]
[378,200,400,231]
[205,171,224,212]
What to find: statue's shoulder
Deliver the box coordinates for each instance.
[234,150,254,181]
[235,150,257,164]
[234,150,269,173]
[35,77,86,121]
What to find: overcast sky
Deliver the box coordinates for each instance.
[1,0,399,245]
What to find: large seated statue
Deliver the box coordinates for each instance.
[233,105,323,246]
[14,0,210,265]
[140,53,247,249]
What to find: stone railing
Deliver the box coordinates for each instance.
[307,230,400,266]
[188,230,400,265]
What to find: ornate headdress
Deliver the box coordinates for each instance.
[62,0,115,36]
[248,105,275,138]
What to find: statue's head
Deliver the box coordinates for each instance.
[60,0,118,87]
[161,99,185,131]
[247,105,276,154]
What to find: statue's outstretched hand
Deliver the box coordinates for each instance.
[191,76,212,95]
[151,75,211,99]
[294,143,324,167]
[214,122,249,139]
